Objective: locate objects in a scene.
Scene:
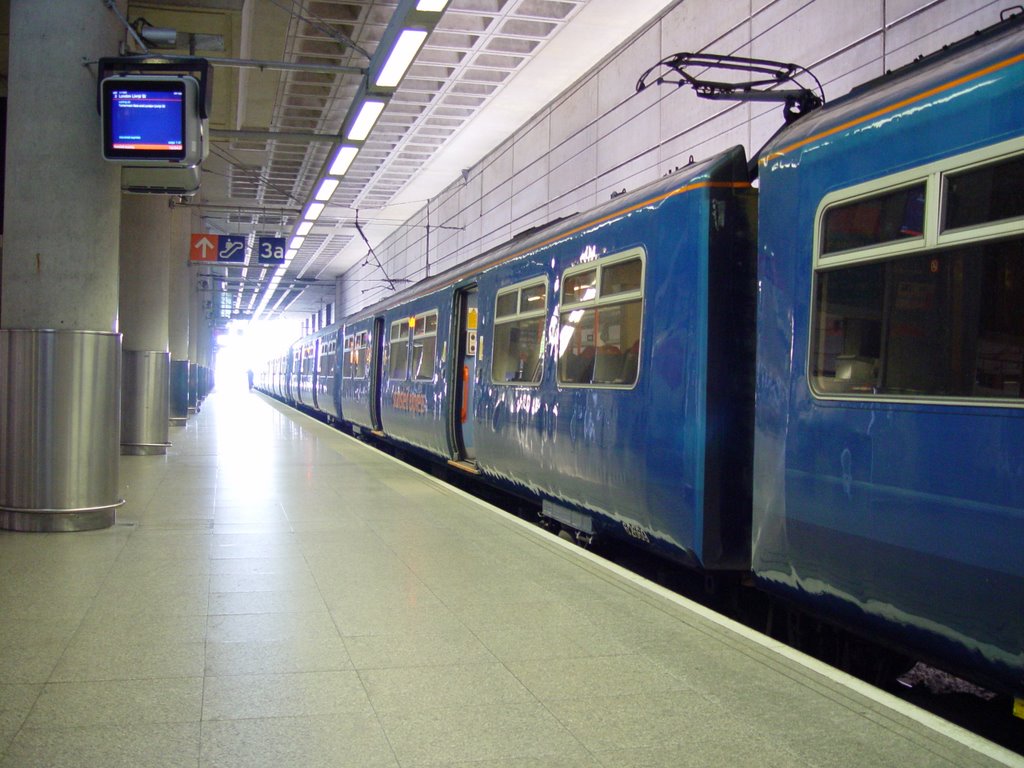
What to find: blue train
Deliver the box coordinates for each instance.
[259,15,1024,706]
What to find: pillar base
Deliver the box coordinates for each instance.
[121,444,170,456]
[0,504,120,532]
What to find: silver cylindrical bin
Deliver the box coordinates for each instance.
[169,358,189,426]
[0,329,123,531]
[121,350,171,456]
[188,364,198,415]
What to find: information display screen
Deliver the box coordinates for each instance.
[101,77,195,162]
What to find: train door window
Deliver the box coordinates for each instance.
[355,331,369,379]
[492,279,547,385]
[321,340,335,380]
[557,248,645,387]
[388,319,410,380]
[411,311,438,380]
[810,140,1024,404]
[343,335,354,378]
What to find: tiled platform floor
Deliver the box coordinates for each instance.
[1,386,1020,767]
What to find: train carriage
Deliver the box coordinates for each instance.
[471,145,757,569]
[753,16,1024,694]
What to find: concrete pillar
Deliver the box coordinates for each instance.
[0,1,125,531]
[188,268,202,413]
[169,205,191,425]
[198,313,214,400]
[119,195,171,455]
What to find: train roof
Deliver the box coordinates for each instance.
[346,143,749,324]
[759,10,1024,166]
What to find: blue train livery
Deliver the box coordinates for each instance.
[257,14,1024,705]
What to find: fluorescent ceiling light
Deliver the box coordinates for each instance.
[329,145,359,176]
[347,100,386,142]
[285,249,297,262]
[376,29,428,88]
[304,202,325,221]
[295,221,313,237]
[289,236,305,250]
[416,0,449,10]
[314,178,339,201]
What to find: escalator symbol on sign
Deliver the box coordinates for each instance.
[218,236,246,263]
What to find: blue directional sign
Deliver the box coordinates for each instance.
[217,235,247,263]
[257,236,286,265]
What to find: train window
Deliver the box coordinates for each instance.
[492,279,547,385]
[343,335,357,379]
[558,249,645,387]
[601,258,643,296]
[519,283,546,312]
[355,331,369,379]
[812,139,1024,405]
[388,320,410,380]
[562,269,597,306]
[944,154,1024,231]
[811,237,1024,401]
[496,292,518,318]
[822,184,926,255]
[411,311,438,381]
[321,341,335,381]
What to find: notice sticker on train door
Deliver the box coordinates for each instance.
[467,308,478,330]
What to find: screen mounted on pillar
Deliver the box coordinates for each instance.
[101,75,202,165]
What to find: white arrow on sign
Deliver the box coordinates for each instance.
[194,236,217,259]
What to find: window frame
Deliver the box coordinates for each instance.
[342,334,357,379]
[808,135,1024,408]
[411,310,439,381]
[557,248,646,390]
[490,277,548,386]
[388,318,411,381]
[355,330,369,380]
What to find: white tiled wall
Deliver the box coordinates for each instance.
[339,0,1003,316]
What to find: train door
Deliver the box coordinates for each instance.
[451,286,478,464]
[311,338,321,411]
[369,316,385,432]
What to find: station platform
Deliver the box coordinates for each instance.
[1,386,1021,768]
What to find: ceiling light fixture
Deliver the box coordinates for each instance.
[375,29,428,88]
[304,202,325,221]
[415,0,450,10]
[328,145,360,176]
[314,178,339,201]
[295,221,313,237]
[347,99,386,142]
